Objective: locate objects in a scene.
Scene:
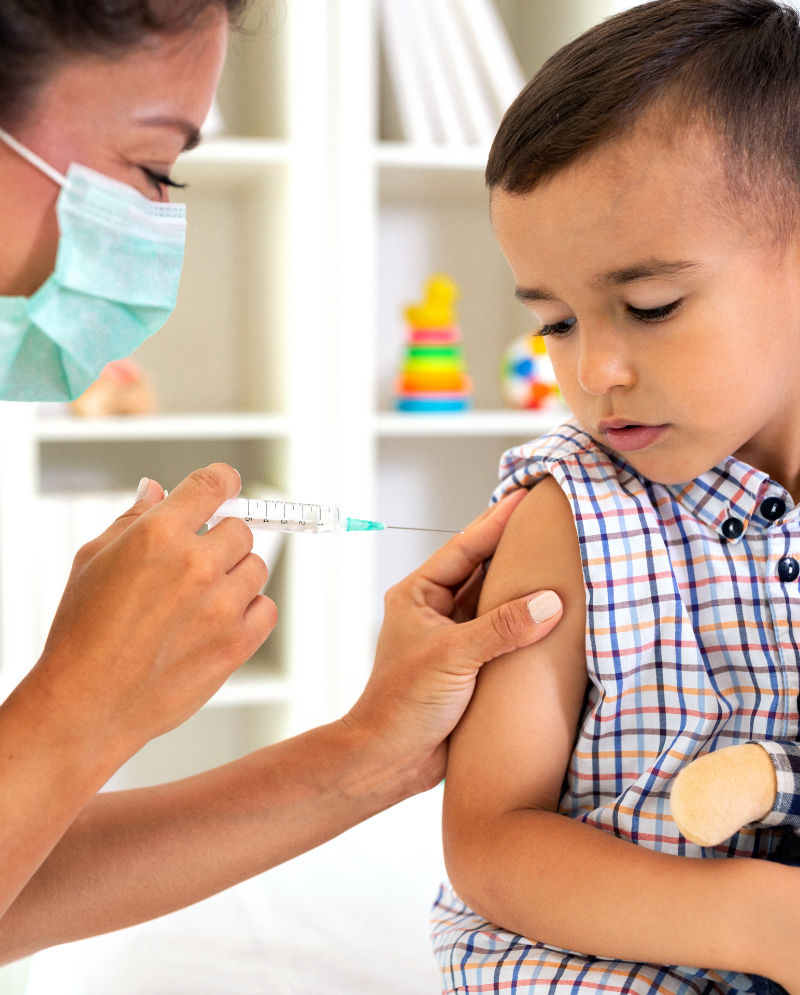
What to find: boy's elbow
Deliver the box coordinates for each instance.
[443,818,506,923]
[443,804,556,930]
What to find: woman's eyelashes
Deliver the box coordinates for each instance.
[537,299,684,336]
[140,166,188,192]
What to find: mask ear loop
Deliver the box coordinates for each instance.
[0,127,68,187]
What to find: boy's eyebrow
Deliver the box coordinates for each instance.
[593,259,701,287]
[515,287,561,303]
[515,260,701,303]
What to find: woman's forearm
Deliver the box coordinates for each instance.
[446,809,800,985]
[0,717,430,964]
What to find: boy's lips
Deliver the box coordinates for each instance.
[598,419,670,451]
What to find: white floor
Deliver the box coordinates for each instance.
[23,785,447,995]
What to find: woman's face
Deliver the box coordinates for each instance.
[0,8,228,296]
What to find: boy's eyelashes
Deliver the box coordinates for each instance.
[626,298,684,322]
[537,298,684,337]
[538,317,577,337]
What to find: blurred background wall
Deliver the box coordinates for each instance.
[0,0,631,807]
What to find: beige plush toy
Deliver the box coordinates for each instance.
[672,745,797,995]
[70,358,158,417]
[670,743,778,847]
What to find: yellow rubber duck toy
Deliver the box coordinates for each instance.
[404,274,459,329]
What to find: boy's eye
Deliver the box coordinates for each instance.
[626,299,683,322]
[140,166,188,192]
[538,317,577,337]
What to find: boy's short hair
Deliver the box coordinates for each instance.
[487,0,800,234]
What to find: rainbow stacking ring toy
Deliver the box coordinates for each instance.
[395,274,473,413]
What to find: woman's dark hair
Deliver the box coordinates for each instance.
[486,0,800,229]
[0,0,251,125]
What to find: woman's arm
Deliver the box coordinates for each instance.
[0,720,418,962]
[0,487,564,963]
[0,465,275,938]
[443,479,800,989]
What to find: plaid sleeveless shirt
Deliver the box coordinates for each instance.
[432,420,800,994]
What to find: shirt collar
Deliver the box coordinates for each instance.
[663,456,795,543]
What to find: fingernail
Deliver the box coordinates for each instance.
[527,591,562,624]
[136,477,149,501]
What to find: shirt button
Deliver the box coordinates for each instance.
[778,557,800,583]
[761,497,787,522]
[721,517,744,540]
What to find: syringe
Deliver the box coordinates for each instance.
[206,498,459,535]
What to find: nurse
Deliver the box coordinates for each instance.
[0,0,563,962]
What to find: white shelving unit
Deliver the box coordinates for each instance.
[0,0,619,789]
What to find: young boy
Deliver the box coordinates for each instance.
[432,2,800,992]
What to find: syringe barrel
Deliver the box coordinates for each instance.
[206,498,341,534]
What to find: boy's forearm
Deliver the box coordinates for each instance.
[446,809,800,982]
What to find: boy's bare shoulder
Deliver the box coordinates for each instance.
[479,476,584,616]
[445,475,589,826]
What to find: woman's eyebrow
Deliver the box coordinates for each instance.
[134,115,202,152]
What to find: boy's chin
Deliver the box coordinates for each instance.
[608,447,721,487]
[575,419,733,485]
[579,424,722,486]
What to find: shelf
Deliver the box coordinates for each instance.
[378,144,490,202]
[375,410,566,438]
[35,413,291,443]
[376,142,489,170]
[174,138,291,185]
[207,666,291,708]
[183,137,291,165]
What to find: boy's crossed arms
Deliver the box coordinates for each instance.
[442,479,800,989]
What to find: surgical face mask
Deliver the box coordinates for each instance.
[0,127,186,402]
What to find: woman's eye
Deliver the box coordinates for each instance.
[538,317,577,337]
[141,166,188,192]
[626,299,683,322]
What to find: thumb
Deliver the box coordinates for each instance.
[457,590,563,667]
[96,477,165,547]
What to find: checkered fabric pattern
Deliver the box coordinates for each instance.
[432,420,800,994]
[757,741,800,828]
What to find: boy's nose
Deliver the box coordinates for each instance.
[576,328,637,396]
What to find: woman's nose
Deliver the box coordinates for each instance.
[576,327,636,396]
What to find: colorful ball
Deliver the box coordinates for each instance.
[499,333,564,411]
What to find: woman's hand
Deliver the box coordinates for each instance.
[345,488,563,792]
[0,484,559,951]
[0,462,275,922]
[22,463,276,768]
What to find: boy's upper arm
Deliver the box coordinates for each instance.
[444,477,588,832]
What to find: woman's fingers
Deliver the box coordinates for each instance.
[202,516,255,573]
[455,590,563,668]
[227,551,270,604]
[450,564,486,623]
[242,593,279,639]
[35,463,278,763]
[160,463,242,535]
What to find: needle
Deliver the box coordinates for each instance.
[387,526,464,534]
